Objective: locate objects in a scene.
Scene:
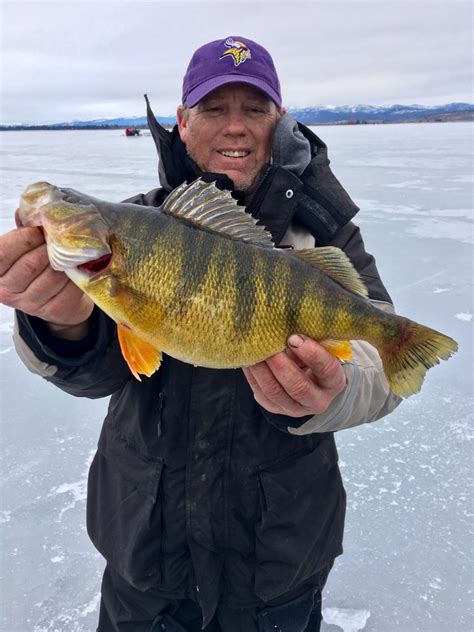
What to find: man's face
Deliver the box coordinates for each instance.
[177,84,282,193]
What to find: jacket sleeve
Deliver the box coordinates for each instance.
[262,221,402,434]
[13,307,132,398]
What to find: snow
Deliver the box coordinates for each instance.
[455,312,472,322]
[322,607,371,632]
[1,122,473,631]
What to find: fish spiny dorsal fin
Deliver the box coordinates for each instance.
[293,246,369,298]
[161,179,275,248]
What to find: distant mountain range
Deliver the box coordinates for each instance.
[289,102,474,124]
[1,103,473,130]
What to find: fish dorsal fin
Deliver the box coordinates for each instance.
[293,246,369,298]
[161,178,274,248]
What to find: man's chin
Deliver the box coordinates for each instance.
[218,171,256,193]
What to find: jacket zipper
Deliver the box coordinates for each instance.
[157,361,165,437]
[156,360,166,581]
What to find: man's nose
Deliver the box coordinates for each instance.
[222,110,247,135]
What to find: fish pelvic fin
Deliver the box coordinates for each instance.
[292,247,368,298]
[161,178,275,248]
[117,323,162,381]
[320,339,353,361]
[378,319,458,398]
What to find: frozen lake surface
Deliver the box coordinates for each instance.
[0,123,472,631]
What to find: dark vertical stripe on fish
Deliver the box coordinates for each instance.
[262,249,277,309]
[233,243,257,337]
[286,258,308,334]
[177,228,214,310]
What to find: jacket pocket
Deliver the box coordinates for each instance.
[87,429,164,590]
[255,436,345,602]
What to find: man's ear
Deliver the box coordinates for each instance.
[177,105,188,142]
[280,105,287,115]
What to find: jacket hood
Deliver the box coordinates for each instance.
[271,113,312,175]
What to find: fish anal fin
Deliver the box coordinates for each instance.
[117,323,162,381]
[320,338,353,361]
[293,247,368,298]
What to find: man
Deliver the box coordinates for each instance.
[0,37,400,631]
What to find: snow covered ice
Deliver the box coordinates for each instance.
[1,123,472,631]
[322,607,370,632]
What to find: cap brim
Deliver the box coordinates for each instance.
[185,74,282,108]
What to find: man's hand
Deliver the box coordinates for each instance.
[0,224,94,339]
[243,334,347,417]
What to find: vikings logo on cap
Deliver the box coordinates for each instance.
[219,38,251,67]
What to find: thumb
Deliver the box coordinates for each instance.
[14,209,23,228]
[287,334,345,390]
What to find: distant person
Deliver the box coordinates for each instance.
[0,36,401,631]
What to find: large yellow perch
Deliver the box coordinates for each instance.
[19,179,457,397]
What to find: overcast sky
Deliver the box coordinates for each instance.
[1,0,472,124]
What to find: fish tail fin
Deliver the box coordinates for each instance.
[378,319,458,398]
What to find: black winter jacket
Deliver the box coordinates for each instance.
[16,114,392,625]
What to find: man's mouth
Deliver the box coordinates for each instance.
[218,150,250,158]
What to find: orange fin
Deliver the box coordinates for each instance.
[320,338,353,361]
[117,323,162,381]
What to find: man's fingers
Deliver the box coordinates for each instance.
[243,336,348,418]
[34,280,94,324]
[243,361,299,410]
[242,367,285,414]
[287,334,346,392]
[265,351,319,408]
[243,359,312,415]
[0,227,45,276]
[12,267,70,313]
[284,345,307,368]
[0,244,51,295]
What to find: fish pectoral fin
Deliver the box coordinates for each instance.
[319,338,353,361]
[293,247,368,298]
[117,323,162,381]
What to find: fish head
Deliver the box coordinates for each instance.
[19,182,112,276]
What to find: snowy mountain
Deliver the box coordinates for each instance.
[1,103,472,129]
[53,114,176,128]
[288,102,474,124]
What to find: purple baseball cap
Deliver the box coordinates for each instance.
[182,36,282,108]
